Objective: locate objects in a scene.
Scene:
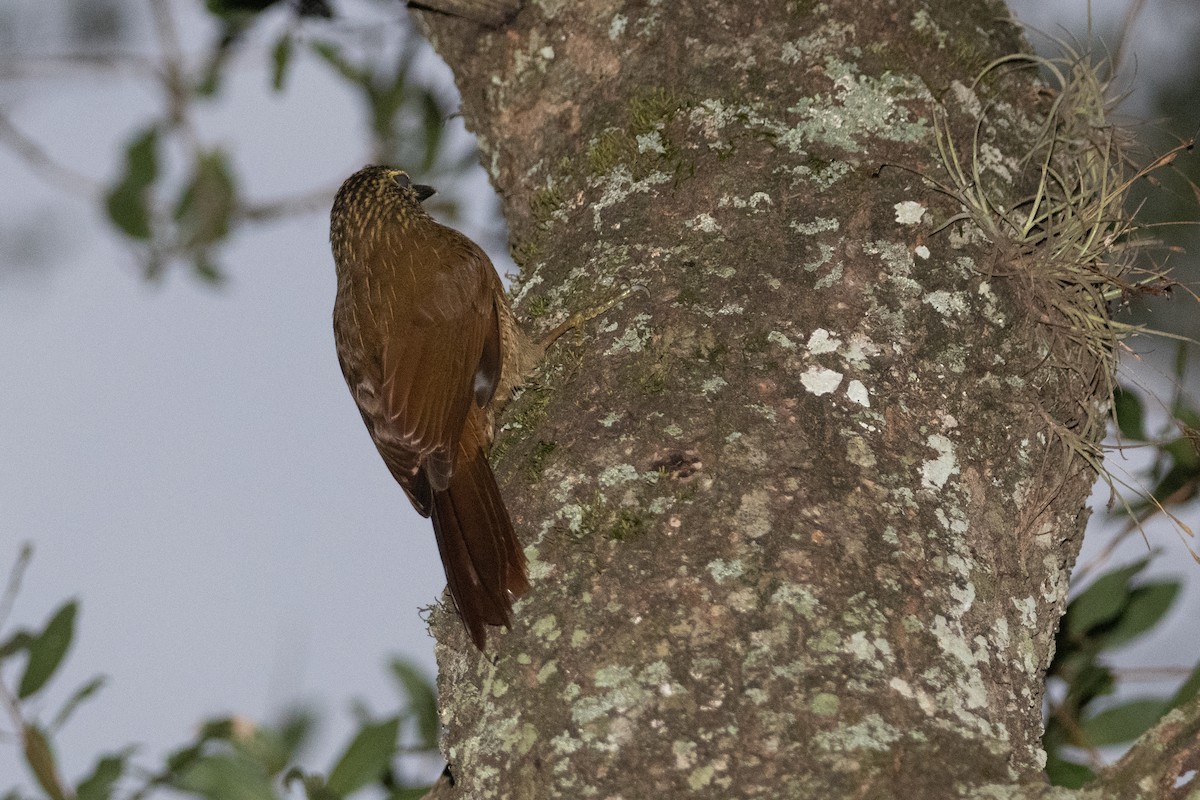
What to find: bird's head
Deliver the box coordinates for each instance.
[330,165,436,236]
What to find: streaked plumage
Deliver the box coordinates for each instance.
[330,165,535,650]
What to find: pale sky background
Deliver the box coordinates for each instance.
[1,0,1198,791]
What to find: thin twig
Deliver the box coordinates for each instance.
[0,543,34,632]
[148,0,196,146]
[0,110,103,197]
[240,185,339,222]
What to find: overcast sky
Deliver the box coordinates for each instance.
[1,0,1197,791]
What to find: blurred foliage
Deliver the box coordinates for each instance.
[37,0,476,283]
[1111,350,1200,526]
[1043,351,1200,786]
[1,545,442,800]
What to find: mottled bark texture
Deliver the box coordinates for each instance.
[408,1,1181,797]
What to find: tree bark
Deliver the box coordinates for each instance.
[411,0,1198,797]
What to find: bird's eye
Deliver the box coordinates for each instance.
[392,172,412,190]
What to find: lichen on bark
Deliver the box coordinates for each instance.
[411,1,1148,797]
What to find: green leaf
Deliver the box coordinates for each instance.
[18,600,77,699]
[1045,752,1095,788]
[23,725,69,800]
[192,253,226,284]
[1147,462,1198,505]
[1063,560,1147,639]
[277,707,317,759]
[51,674,107,731]
[1163,436,1200,471]
[1061,661,1116,713]
[325,716,400,797]
[271,33,293,92]
[1167,661,1200,710]
[1080,698,1167,746]
[232,723,291,777]
[174,150,238,250]
[173,754,276,800]
[390,658,439,750]
[105,126,159,240]
[419,91,444,173]
[0,629,33,661]
[389,788,433,800]
[1099,581,1180,649]
[284,769,339,800]
[310,41,366,86]
[1112,386,1147,441]
[75,753,127,800]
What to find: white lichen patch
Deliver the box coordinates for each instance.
[804,244,836,278]
[779,159,853,191]
[745,191,773,210]
[673,739,698,769]
[701,376,727,396]
[1012,596,1037,629]
[914,245,930,259]
[599,463,640,487]
[976,280,1006,325]
[806,328,841,354]
[719,192,774,212]
[571,662,682,729]
[533,614,561,641]
[893,200,927,225]
[776,59,931,153]
[559,504,585,533]
[767,330,796,349]
[800,366,844,396]
[846,379,870,407]
[591,165,671,230]
[706,558,746,583]
[921,434,959,489]
[781,21,855,65]
[841,333,880,367]
[813,713,902,752]
[811,692,839,716]
[946,555,977,614]
[771,583,820,616]
[604,313,653,355]
[599,412,621,427]
[846,631,894,663]
[923,289,968,317]
[791,217,840,235]
[608,13,627,39]
[685,213,721,233]
[948,79,982,117]
[928,615,998,737]
[977,142,1015,182]
[636,131,666,154]
[864,240,915,284]
[910,9,948,48]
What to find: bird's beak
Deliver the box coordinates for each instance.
[414,184,436,203]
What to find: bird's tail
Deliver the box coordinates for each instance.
[430,409,529,650]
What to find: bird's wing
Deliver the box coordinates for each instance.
[370,233,500,513]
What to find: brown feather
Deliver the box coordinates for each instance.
[330,165,531,650]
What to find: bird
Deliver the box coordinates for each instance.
[329,165,541,651]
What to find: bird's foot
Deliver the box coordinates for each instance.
[538,283,648,351]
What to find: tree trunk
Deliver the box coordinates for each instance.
[412,1,1196,796]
